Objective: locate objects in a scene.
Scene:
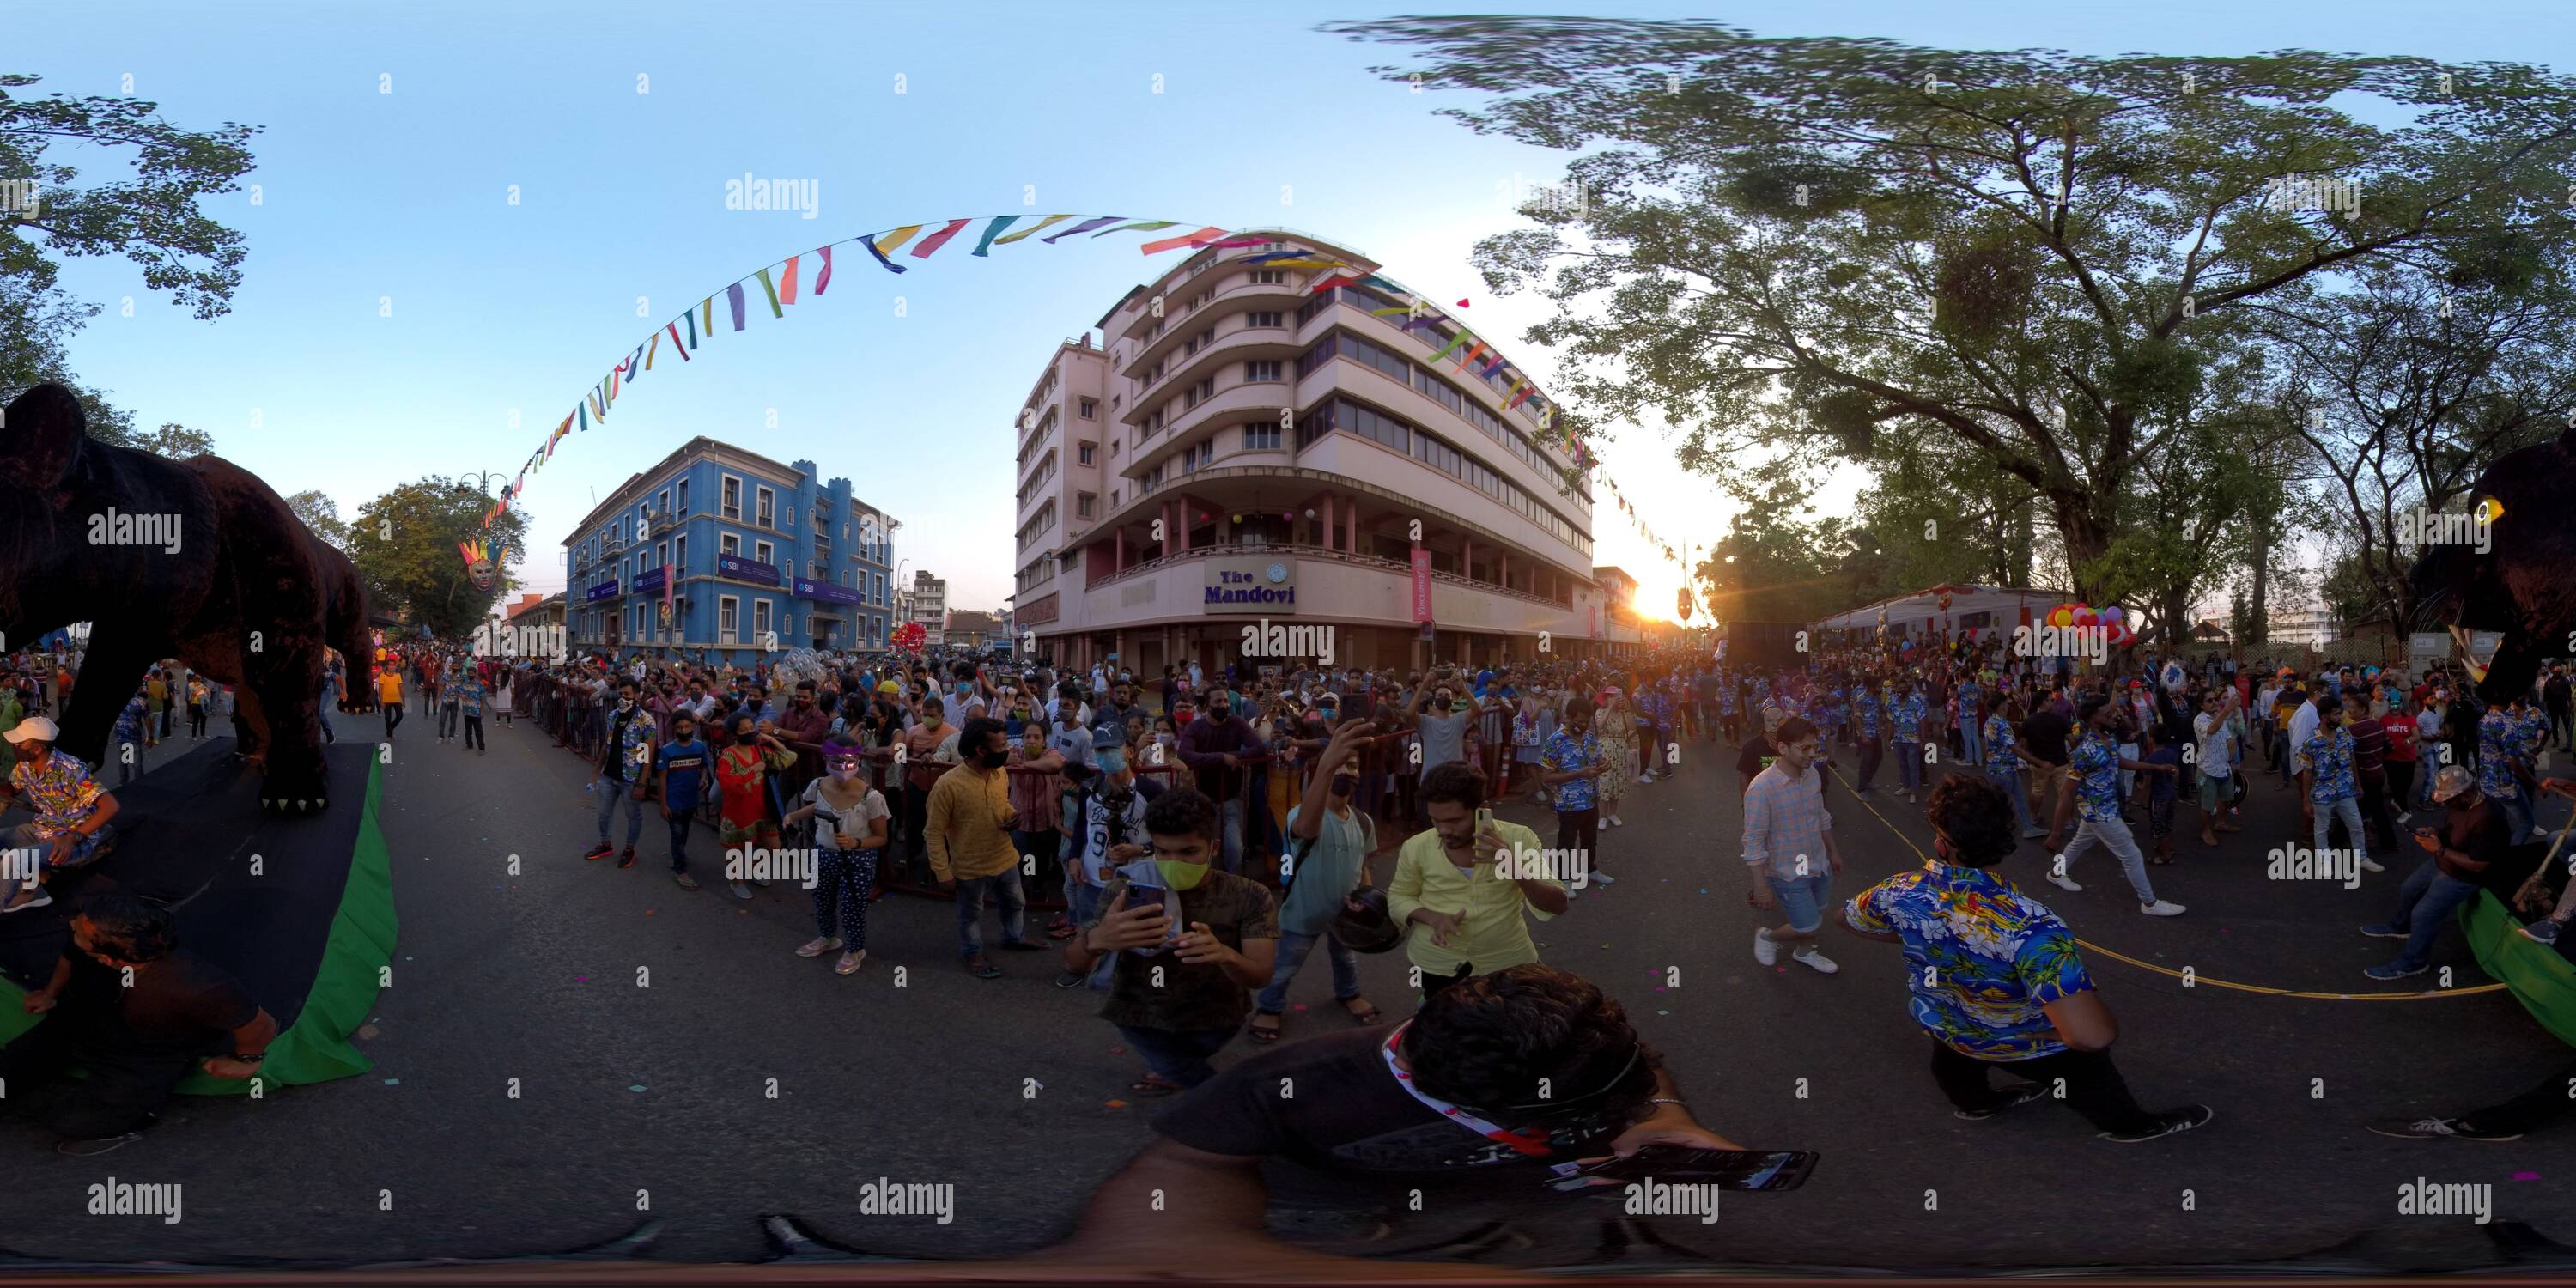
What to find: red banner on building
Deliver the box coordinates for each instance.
[1410,548,1433,623]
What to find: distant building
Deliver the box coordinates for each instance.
[905,571,948,647]
[945,610,1006,648]
[2269,604,2336,649]
[562,437,898,664]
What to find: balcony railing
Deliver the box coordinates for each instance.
[1088,540,1573,611]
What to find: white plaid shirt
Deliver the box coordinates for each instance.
[1742,762,1833,883]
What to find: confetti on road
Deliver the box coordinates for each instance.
[2516,1171,2542,1181]
[1656,1010,1669,1016]
[575,975,588,982]
[356,1024,380,1039]
[629,1084,647,1092]
[1104,1099,1130,1109]
[1293,1005,1307,1012]
[383,1078,401,1086]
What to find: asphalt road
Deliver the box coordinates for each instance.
[9,714,2576,1273]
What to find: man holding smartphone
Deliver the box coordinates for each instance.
[2360,764,2513,981]
[1840,776,2212,1142]
[1388,763,1568,999]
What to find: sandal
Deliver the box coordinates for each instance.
[1342,997,1382,1025]
[1129,1074,1185,1097]
[963,955,1002,979]
[1249,1012,1285,1044]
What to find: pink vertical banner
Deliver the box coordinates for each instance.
[1410,548,1433,623]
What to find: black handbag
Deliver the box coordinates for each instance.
[1331,881,1405,954]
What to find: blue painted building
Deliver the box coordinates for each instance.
[562,437,897,664]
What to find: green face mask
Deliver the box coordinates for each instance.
[1155,859,1210,891]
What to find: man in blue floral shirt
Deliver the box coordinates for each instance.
[2477,699,2540,844]
[2300,696,2384,874]
[1984,697,2045,839]
[1842,775,2210,1142]
[110,688,155,787]
[2042,695,2185,916]
[2,717,124,913]
[1540,695,1615,887]
[1891,682,1929,803]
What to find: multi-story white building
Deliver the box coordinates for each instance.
[906,571,948,647]
[1012,230,1611,674]
[2269,603,2337,648]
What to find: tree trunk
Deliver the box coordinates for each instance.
[2250,513,2272,647]
[2049,490,2114,604]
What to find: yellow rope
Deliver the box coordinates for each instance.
[1821,761,2506,1001]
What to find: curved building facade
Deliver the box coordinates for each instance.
[1012,232,1625,676]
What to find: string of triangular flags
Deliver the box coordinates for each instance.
[1595,471,1687,568]
[482,215,1677,568]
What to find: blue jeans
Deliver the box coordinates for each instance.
[1988,763,2037,832]
[1115,1024,1236,1089]
[594,780,643,846]
[1895,740,1923,792]
[955,867,1029,957]
[2377,857,2482,971]
[2495,791,2537,846]
[1255,929,1360,1014]
[1958,719,1981,770]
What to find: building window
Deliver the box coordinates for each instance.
[1182,439,1214,473]
[1250,270,1285,286]
[1078,440,1096,465]
[720,532,741,557]
[1244,310,1284,329]
[720,596,740,643]
[1077,493,1097,519]
[656,489,669,517]
[1242,422,1282,451]
[677,477,690,513]
[755,539,775,568]
[675,534,687,574]
[755,485,775,528]
[1111,489,1121,507]
[720,476,741,520]
[1185,376,1215,409]
[1244,360,1282,383]
[753,599,773,644]
[1078,397,1097,419]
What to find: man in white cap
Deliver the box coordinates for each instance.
[0,717,123,913]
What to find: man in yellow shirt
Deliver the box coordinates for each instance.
[1388,762,1569,999]
[927,716,1036,978]
[375,666,405,740]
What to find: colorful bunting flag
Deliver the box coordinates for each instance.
[911,218,973,258]
[814,245,833,295]
[971,216,1020,257]
[993,214,1074,246]
[727,283,747,331]
[781,255,799,305]
[754,267,782,318]
[1139,226,1230,255]
[1043,216,1123,243]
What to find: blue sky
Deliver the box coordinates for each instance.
[16,0,2570,617]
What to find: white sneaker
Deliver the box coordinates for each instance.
[1607,815,1625,828]
[2358,856,2385,873]
[1791,945,1838,974]
[2140,900,2187,917]
[2047,866,2084,893]
[1753,928,1779,966]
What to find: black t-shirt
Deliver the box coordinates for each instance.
[2442,799,2523,895]
[1154,1028,1631,1178]
[59,949,258,1061]
[2022,708,2072,766]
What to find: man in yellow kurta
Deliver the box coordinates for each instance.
[1388,762,1569,999]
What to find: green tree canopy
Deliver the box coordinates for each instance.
[346,478,530,640]
[1334,18,2576,604]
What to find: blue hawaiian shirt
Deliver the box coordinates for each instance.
[1893,694,1927,742]
[1984,714,2020,773]
[2477,708,2527,799]
[2069,729,2122,823]
[1845,861,2098,1060]
[2301,726,2358,805]
[601,708,658,783]
[1540,726,1602,813]
[1856,691,1881,739]
[112,697,147,749]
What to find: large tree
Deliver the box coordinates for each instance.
[285,489,351,552]
[1,73,260,443]
[1334,18,2576,602]
[346,478,530,640]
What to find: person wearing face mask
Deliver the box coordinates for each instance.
[777,681,831,755]
[1838,776,2212,1142]
[785,738,891,975]
[927,717,1037,979]
[1091,681,1144,772]
[654,711,712,890]
[1404,667,1472,801]
[1250,717,1384,1043]
[714,714,796,899]
[1069,786,1278,1096]
[583,681,656,868]
[900,698,962,880]
[1176,688,1261,876]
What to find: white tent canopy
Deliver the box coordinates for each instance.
[1810,584,2073,635]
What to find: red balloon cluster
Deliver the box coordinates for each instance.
[892,620,928,653]
[2043,601,2136,647]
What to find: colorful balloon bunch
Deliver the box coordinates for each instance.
[892,620,928,653]
[2043,602,2137,647]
